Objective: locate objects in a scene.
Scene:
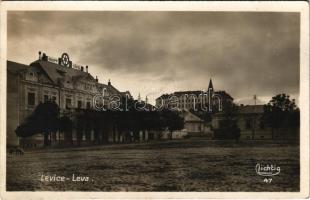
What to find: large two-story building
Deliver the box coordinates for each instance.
[155,79,233,112]
[7,52,129,147]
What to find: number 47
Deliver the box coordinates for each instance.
[263,178,272,183]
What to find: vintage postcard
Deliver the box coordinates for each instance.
[0,1,309,199]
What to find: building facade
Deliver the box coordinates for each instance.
[161,110,205,139]
[211,105,299,140]
[155,79,233,112]
[7,52,129,147]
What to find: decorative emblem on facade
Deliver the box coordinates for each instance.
[40,51,84,70]
[61,53,70,67]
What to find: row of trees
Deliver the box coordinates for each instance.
[15,100,185,146]
[15,93,300,145]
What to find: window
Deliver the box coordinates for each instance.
[65,98,72,109]
[28,92,35,106]
[51,96,57,103]
[44,95,49,102]
[29,72,34,76]
[77,100,82,109]
[86,102,91,109]
[245,119,252,130]
[84,83,91,90]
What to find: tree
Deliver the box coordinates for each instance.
[162,110,185,140]
[262,93,299,139]
[213,101,240,141]
[59,115,73,145]
[15,101,60,146]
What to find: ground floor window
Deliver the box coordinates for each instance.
[86,101,91,109]
[28,92,35,106]
[66,98,72,109]
[77,100,83,109]
[44,95,49,102]
[51,96,57,103]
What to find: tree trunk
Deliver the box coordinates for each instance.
[44,132,49,147]
[65,130,73,145]
[77,130,82,146]
[117,129,121,143]
[113,125,116,143]
[94,128,100,145]
[58,131,61,145]
[142,130,145,141]
[103,129,108,144]
[49,132,52,146]
[85,129,91,143]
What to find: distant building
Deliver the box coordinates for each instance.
[212,105,299,140]
[7,52,130,147]
[162,110,212,139]
[183,110,204,135]
[155,79,233,112]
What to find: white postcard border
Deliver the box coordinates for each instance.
[0,1,309,199]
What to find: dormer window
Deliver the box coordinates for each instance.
[26,71,38,82]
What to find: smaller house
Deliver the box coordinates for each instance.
[162,110,206,139]
[236,105,271,140]
[212,105,270,139]
[184,110,205,136]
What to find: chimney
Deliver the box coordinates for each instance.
[86,65,88,73]
[81,66,84,72]
[108,79,111,86]
[38,51,42,60]
[42,53,48,61]
[95,76,98,82]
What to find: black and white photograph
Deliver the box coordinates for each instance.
[1,1,309,199]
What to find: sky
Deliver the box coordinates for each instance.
[7,11,300,105]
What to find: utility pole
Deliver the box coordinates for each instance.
[252,95,257,140]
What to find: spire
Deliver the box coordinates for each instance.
[138,93,141,102]
[208,78,214,91]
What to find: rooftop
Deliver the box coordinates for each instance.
[7,61,29,74]
[156,90,233,100]
[30,60,94,85]
[237,105,264,114]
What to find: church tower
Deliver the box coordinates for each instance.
[208,78,214,92]
[207,78,214,109]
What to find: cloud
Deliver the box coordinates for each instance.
[7,11,300,104]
